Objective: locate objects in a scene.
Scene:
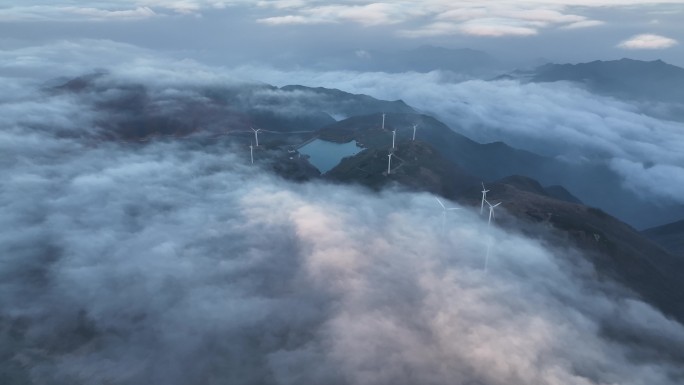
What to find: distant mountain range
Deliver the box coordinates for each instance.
[531,59,684,102]
[502,58,684,118]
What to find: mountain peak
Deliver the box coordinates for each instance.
[51,70,108,93]
[522,58,684,104]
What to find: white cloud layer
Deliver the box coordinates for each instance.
[0,4,160,22]
[263,3,411,26]
[618,33,679,49]
[254,0,680,39]
[257,1,612,37]
[1,1,681,39]
[561,19,605,29]
[2,67,684,382]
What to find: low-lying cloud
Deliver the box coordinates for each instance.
[618,33,679,50]
[2,63,684,384]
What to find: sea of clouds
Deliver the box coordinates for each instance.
[2,39,684,384]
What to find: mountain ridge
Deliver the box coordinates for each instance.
[48,73,684,229]
[504,58,684,106]
[643,220,684,257]
[319,134,684,323]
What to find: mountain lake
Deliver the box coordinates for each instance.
[298,139,363,174]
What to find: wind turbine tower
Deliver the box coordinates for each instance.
[486,200,501,227]
[249,142,254,164]
[480,183,490,215]
[382,113,386,130]
[484,199,501,272]
[392,129,396,149]
[251,127,261,147]
[412,124,418,141]
[387,151,393,175]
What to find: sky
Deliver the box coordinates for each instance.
[1,1,683,66]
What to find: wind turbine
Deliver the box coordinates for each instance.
[435,197,461,233]
[387,151,393,175]
[484,199,501,272]
[480,183,490,215]
[249,142,254,164]
[412,124,418,141]
[392,129,396,149]
[251,127,261,147]
[381,113,386,130]
[486,200,501,227]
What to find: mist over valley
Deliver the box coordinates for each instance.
[2,2,684,384]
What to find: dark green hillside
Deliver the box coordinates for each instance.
[326,140,478,197]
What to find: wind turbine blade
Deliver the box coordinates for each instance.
[493,202,502,208]
[435,198,446,209]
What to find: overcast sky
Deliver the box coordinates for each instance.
[1,1,683,66]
